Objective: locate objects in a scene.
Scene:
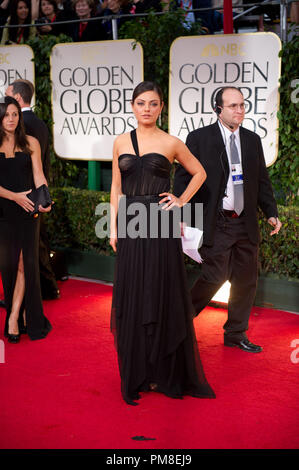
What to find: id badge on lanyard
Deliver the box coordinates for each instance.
[232,163,243,185]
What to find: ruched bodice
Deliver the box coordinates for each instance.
[119,154,171,196]
[118,130,171,197]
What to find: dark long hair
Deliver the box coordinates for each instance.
[0,96,31,154]
[132,81,163,104]
[39,0,58,16]
[8,0,32,42]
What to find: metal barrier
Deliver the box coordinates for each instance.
[0,1,294,42]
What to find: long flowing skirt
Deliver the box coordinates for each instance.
[111,195,215,405]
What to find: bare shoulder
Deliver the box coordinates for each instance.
[166,134,186,153]
[113,131,134,157]
[114,132,131,150]
[155,129,179,146]
[26,134,40,151]
[150,130,185,161]
[114,132,129,144]
[169,134,184,146]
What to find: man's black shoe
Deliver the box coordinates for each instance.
[224,336,263,353]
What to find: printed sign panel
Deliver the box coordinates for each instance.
[51,40,143,161]
[169,33,281,166]
[0,45,35,103]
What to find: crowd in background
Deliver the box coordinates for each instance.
[0,0,298,45]
[0,0,164,44]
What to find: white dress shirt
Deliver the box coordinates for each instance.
[218,121,243,211]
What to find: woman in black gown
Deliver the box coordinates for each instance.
[110,81,215,405]
[0,96,52,343]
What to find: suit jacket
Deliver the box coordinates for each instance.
[22,110,50,180]
[173,122,278,246]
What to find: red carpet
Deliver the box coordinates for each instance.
[0,277,298,450]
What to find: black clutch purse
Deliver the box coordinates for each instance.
[27,184,52,216]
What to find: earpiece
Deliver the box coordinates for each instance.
[213,89,224,116]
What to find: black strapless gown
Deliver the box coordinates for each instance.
[0,152,51,340]
[111,130,215,405]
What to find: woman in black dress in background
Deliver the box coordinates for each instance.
[0,96,52,343]
[110,81,215,405]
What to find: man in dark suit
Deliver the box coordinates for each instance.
[5,79,60,300]
[174,86,281,353]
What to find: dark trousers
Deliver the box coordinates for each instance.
[191,213,259,340]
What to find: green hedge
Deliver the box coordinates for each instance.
[258,206,298,278]
[268,24,299,205]
[46,187,113,255]
[46,187,298,279]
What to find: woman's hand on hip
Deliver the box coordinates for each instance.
[159,192,183,210]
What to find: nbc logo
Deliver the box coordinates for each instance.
[201,43,245,57]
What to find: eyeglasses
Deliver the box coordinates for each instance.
[222,103,248,111]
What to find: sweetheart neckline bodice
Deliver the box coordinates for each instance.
[118,152,172,167]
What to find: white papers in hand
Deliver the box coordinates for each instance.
[181,226,203,264]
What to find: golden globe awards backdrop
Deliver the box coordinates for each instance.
[169,33,281,166]
[0,45,35,101]
[50,40,143,161]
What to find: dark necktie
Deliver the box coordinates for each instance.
[230,133,244,215]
